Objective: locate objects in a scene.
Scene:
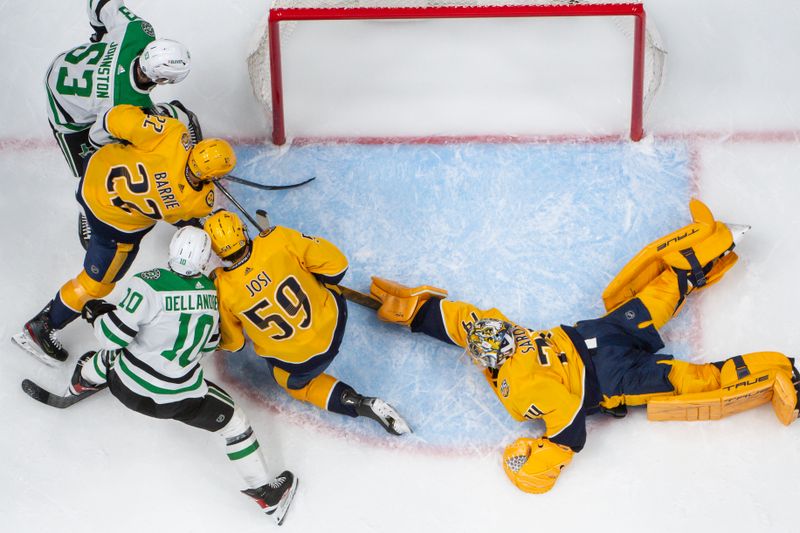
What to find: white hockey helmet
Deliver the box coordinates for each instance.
[168,226,212,277]
[139,39,191,84]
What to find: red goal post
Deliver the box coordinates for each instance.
[251,1,665,145]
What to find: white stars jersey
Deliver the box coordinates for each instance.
[93,268,220,404]
[46,0,156,135]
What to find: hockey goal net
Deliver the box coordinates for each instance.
[248,0,666,145]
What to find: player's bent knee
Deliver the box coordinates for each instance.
[370,276,448,326]
[58,271,116,311]
[602,199,736,314]
[218,406,250,440]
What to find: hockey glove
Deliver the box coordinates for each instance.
[81,299,116,326]
[169,100,204,145]
[90,24,107,43]
[502,437,574,494]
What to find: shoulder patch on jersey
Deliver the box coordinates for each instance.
[258,227,276,238]
[181,132,191,151]
[500,379,510,398]
[205,190,214,207]
[140,21,155,38]
[139,268,162,280]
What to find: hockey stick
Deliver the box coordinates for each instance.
[21,379,103,408]
[224,175,315,191]
[213,179,381,310]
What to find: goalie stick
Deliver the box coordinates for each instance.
[21,379,102,409]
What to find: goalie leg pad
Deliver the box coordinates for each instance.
[369,277,448,326]
[648,352,796,424]
[772,371,799,426]
[602,198,736,314]
[502,437,574,494]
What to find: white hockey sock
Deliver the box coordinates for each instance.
[218,407,270,489]
[80,351,108,385]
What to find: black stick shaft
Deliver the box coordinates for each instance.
[212,179,382,309]
[213,179,265,232]
[225,175,315,191]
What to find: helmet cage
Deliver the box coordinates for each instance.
[465,319,515,368]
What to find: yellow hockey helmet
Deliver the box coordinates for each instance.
[187,139,236,181]
[204,210,249,259]
[465,318,515,368]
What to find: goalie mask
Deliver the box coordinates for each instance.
[465,318,515,369]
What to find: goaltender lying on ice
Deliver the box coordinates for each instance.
[368,199,800,494]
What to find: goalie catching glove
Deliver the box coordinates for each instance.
[502,437,574,494]
[369,277,448,326]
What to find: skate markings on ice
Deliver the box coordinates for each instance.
[218,140,696,450]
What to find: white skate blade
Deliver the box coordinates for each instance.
[372,399,412,435]
[11,331,63,368]
[726,223,751,246]
[270,476,298,526]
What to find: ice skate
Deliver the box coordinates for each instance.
[342,390,412,435]
[12,305,68,366]
[242,471,298,526]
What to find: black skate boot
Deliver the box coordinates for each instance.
[341,389,412,436]
[242,471,298,526]
[68,352,108,396]
[78,212,92,251]
[12,304,69,365]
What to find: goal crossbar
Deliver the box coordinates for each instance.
[267,3,647,144]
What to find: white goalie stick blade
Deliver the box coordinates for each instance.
[270,476,298,526]
[11,331,63,368]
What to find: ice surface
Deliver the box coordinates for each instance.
[1,1,798,532]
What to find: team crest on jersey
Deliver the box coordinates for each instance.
[500,379,510,398]
[140,268,161,280]
[141,22,155,37]
[205,190,214,207]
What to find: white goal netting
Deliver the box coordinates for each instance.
[247,0,666,138]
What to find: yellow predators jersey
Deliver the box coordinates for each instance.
[214,226,349,367]
[439,300,587,444]
[80,105,215,233]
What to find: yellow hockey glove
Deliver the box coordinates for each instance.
[369,277,447,326]
[502,437,574,494]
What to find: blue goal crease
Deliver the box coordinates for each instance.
[219,140,694,448]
